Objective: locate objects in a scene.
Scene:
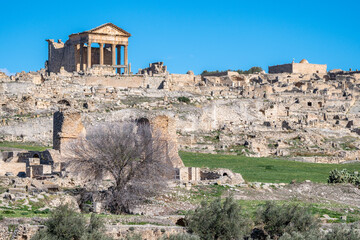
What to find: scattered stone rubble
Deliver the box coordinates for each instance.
[1,63,360,163]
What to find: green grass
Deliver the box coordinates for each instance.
[180,151,360,183]
[0,141,49,151]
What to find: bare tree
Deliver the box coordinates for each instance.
[65,121,174,213]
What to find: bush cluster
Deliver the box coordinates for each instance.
[31,205,112,240]
[201,67,263,76]
[279,223,360,240]
[186,197,252,239]
[186,197,360,240]
[31,199,360,240]
[178,97,191,104]
[328,169,360,186]
[255,201,319,239]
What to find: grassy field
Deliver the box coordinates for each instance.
[180,151,360,183]
[0,141,49,151]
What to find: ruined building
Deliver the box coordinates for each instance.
[46,23,131,74]
[269,59,327,74]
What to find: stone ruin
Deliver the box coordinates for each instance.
[1,23,360,165]
[269,59,327,74]
[46,23,131,74]
[0,107,244,185]
[138,62,168,76]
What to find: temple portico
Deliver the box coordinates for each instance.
[46,23,131,74]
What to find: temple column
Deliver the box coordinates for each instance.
[87,42,92,70]
[124,45,128,74]
[111,44,116,74]
[74,44,80,72]
[99,43,104,65]
[79,43,84,71]
[117,45,121,74]
[111,44,116,65]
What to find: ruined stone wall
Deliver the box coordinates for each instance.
[85,75,146,88]
[268,63,292,73]
[0,162,26,176]
[151,115,184,168]
[53,110,85,152]
[269,63,327,74]
[292,63,327,74]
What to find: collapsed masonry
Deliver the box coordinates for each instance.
[1,65,360,164]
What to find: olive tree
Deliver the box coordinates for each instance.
[65,121,174,213]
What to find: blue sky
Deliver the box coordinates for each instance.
[0,0,359,75]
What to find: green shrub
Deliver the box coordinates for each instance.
[33,209,50,214]
[31,205,112,240]
[279,223,360,240]
[279,229,322,240]
[2,210,15,215]
[8,224,18,232]
[328,169,359,186]
[201,67,263,76]
[178,97,190,104]
[256,201,319,239]
[323,223,360,240]
[0,215,3,221]
[186,196,252,240]
[161,233,200,240]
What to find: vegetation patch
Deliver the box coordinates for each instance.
[0,141,49,151]
[180,151,360,183]
[177,96,191,104]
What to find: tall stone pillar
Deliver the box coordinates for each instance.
[151,115,184,168]
[53,110,86,153]
[124,45,128,74]
[74,44,80,72]
[87,42,92,70]
[79,43,84,71]
[99,43,104,65]
[117,45,121,74]
[111,44,116,66]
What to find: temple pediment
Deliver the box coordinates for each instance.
[89,23,131,37]
[70,23,131,37]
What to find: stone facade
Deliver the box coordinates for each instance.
[46,23,131,74]
[269,59,327,74]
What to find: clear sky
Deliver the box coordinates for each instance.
[0,0,359,75]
